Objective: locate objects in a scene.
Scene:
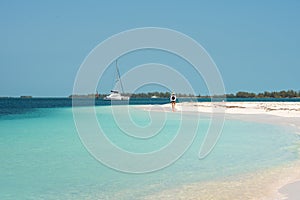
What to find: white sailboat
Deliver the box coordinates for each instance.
[104,60,130,101]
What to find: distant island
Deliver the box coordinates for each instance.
[69,90,300,99]
[1,90,299,99]
[0,96,33,99]
[224,90,300,98]
[20,96,32,99]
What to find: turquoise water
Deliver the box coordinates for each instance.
[0,106,299,199]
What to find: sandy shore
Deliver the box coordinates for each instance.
[170,101,300,118]
[138,102,300,200]
[144,162,300,200]
[140,102,300,132]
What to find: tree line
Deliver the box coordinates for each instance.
[133,90,300,98]
[69,90,300,99]
[224,90,300,98]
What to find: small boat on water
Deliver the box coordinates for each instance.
[104,60,130,101]
[104,90,130,100]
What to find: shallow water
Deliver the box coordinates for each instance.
[0,105,299,199]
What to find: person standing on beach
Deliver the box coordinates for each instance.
[170,92,177,112]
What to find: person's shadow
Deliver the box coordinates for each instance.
[279,181,300,200]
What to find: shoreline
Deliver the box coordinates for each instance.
[138,102,300,133]
[137,102,300,199]
[143,161,300,200]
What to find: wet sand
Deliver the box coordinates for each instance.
[137,102,300,199]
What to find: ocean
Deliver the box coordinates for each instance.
[0,98,300,199]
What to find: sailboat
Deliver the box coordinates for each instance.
[104,60,130,101]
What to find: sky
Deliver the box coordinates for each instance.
[0,0,299,97]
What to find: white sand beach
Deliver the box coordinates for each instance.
[169,102,300,118]
[139,102,300,200]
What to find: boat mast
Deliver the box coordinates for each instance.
[115,60,125,94]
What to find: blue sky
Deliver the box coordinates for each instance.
[0,1,299,97]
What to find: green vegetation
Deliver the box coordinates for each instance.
[127,92,171,98]
[69,90,300,99]
[225,90,300,98]
[127,92,196,98]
